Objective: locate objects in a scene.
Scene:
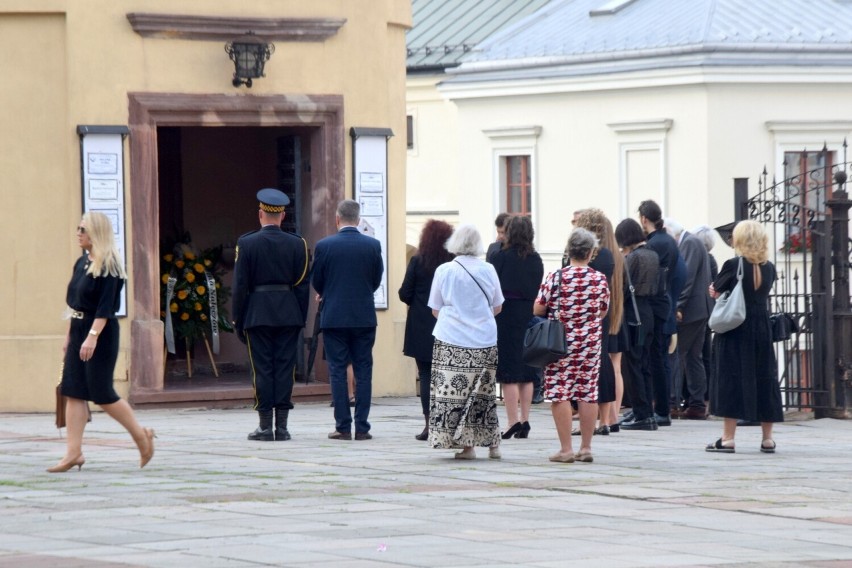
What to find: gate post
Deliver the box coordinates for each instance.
[733,177,749,221]
[827,169,852,418]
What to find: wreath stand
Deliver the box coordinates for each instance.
[163,334,219,378]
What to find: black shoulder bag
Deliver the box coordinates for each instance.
[522,269,569,367]
[624,256,644,348]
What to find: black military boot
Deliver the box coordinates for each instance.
[247,410,274,441]
[274,408,291,441]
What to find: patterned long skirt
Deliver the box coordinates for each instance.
[428,339,501,449]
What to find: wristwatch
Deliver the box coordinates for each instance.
[88,329,99,336]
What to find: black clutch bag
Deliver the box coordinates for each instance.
[769,312,798,342]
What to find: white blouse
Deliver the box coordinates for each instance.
[428,255,504,349]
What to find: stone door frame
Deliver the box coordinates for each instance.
[127,92,344,400]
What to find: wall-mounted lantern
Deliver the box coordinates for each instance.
[224,32,275,88]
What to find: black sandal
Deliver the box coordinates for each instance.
[705,438,735,453]
[760,439,776,453]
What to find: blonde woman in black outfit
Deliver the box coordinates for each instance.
[49,212,154,472]
[706,220,782,453]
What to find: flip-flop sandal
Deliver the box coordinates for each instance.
[705,438,735,453]
[760,440,776,453]
[571,427,582,436]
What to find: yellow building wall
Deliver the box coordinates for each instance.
[0,0,412,411]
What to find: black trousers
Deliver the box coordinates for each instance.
[676,318,709,409]
[246,326,300,412]
[623,298,655,421]
[649,315,672,417]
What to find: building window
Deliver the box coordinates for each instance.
[505,155,531,216]
[782,150,833,252]
[406,115,414,150]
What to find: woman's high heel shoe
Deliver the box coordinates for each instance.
[516,421,531,439]
[139,428,156,468]
[46,455,85,473]
[501,422,522,439]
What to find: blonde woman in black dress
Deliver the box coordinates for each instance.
[706,220,782,453]
[49,212,155,472]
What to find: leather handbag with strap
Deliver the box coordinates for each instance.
[708,257,746,333]
[522,269,569,367]
[623,258,644,348]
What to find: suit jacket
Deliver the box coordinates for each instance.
[231,225,310,335]
[485,241,502,263]
[664,254,687,335]
[677,231,713,324]
[312,226,384,329]
[646,228,681,320]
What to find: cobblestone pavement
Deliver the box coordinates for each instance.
[1,399,851,567]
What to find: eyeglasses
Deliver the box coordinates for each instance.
[76,226,86,234]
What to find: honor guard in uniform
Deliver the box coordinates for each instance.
[232,188,310,441]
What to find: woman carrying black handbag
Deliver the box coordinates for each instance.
[533,228,609,464]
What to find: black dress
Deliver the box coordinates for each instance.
[590,248,616,403]
[490,245,544,384]
[61,254,124,405]
[711,257,783,422]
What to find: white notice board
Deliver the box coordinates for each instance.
[351,127,393,310]
[78,126,129,317]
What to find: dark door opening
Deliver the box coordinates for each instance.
[156,126,323,394]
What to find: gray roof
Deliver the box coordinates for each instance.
[406,0,553,71]
[446,0,852,81]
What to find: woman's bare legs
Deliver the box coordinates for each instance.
[722,417,737,445]
[760,422,774,444]
[502,383,520,426]
[100,399,154,467]
[598,402,612,428]
[577,401,597,453]
[518,382,533,423]
[610,352,624,425]
[551,401,574,455]
[50,397,88,468]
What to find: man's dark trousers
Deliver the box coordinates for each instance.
[676,318,708,410]
[246,326,300,411]
[324,327,376,434]
[649,318,672,417]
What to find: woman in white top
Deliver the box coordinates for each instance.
[428,224,504,459]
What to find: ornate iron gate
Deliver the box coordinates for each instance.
[740,142,852,416]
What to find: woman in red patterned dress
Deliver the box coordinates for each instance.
[534,228,609,463]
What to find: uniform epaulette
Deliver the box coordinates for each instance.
[238,229,259,240]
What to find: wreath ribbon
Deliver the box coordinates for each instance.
[164,276,177,354]
[205,271,220,354]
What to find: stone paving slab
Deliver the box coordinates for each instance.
[1,398,852,567]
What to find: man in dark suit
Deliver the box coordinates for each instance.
[311,199,384,440]
[636,200,681,428]
[485,212,510,262]
[666,218,713,420]
[232,188,310,442]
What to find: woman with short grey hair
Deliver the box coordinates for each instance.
[535,227,609,464]
[428,224,504,460]
[445,223,485,257]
